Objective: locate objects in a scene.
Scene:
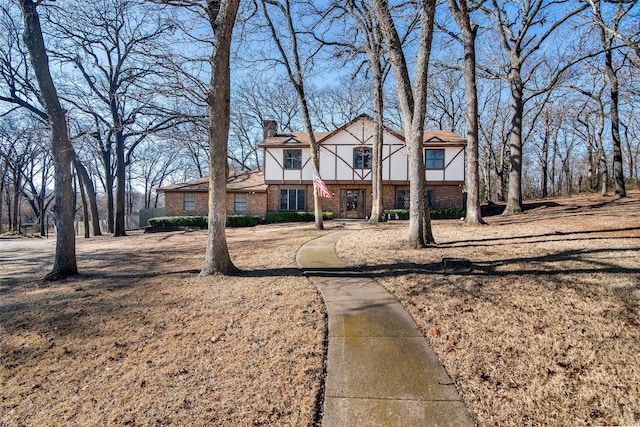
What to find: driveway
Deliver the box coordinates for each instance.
[0,238,56,262]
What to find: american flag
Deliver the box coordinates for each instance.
[313,169,332,198]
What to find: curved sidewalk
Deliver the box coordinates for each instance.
[297,228,474,427]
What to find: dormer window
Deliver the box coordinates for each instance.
[283,149,302,169]
[354,147,372,169]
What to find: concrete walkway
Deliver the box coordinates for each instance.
[297,227,475,427]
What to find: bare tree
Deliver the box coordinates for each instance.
[592,0,630,198]
[314,0,394,223]
[447,0,485,224]
[566,72,609,196]
[71,143,102,236]
[480,0,587,214]
[620,93,639,182]
[20,129,53,236]
[0,121,32,232]
[258,0,325,229]
[202,0,240,275]
[50,0,181,236]
[372,0,437,247]
[18,0,77,280]
[426,67,466,133]
[130,138,183,209]
[585,0,640,60]
[478,78,510,202]
[308,79,373,131]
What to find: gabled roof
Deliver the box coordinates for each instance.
[157,170,267,193]
[259,131,332,147]
[258,114,466,148]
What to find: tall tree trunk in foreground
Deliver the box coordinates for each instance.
[369,72,385,223]
[504,62,524,214]
[448,0,484,225]
[372,0,437,247]
[19,0,77,280]
[201,0,240,276]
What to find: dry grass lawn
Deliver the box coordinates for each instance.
[337,191,640,426]
[1,224,335,426]
[1,191,639,426]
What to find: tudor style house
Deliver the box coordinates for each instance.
[158,114,466,219]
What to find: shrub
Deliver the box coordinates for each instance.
[264,211,333,224]
[226,215,259,227]
[148,216,208,228]
[148,215,260,229]
[383,208,466,220]
[431,208,466,219]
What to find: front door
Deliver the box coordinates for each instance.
[339,189,366,219]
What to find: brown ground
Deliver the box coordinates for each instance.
[1,224,334,426]
[337,191,640,426]
[1,192,639,426]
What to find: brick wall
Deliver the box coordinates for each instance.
[164,191,209,216]
[164,191,267,217]
[163,184,463,219]
[226,192,267,216]
[427,185,463,209]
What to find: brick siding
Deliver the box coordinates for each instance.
[164,191,209,216]
[164,183,462,219]
[164,191,267,217]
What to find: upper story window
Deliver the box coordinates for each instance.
[354,147,372,169]
[183,193,196,211]
[283,149,302,169]
[425,149,445,169]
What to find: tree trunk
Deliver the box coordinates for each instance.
[73,150,102,236]
[200,0,240,276]
[605,50,626,199]
[448,0,484,225]
[38,173,47,236]
[407,127,426,247]
[260,0,323,229]
[297,85,324,230]
[11,173,21,232]
[101,149,115,233]
[19,0,77,280]
[504,63,524,214]
[77,169,90,238]
[496,142,506,202]
[0,169,5,233]
[504,62,524,215]
[372,0,437,248]
[541,132,549,198]
[114,134,127,236]
[482,156,491,201]
[596,130,608,196]
[369,62,385,223]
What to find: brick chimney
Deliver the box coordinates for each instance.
[263,120,278,139]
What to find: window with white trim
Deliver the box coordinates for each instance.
[283,149,302,169]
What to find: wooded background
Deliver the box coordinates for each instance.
[1,0,638,235]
